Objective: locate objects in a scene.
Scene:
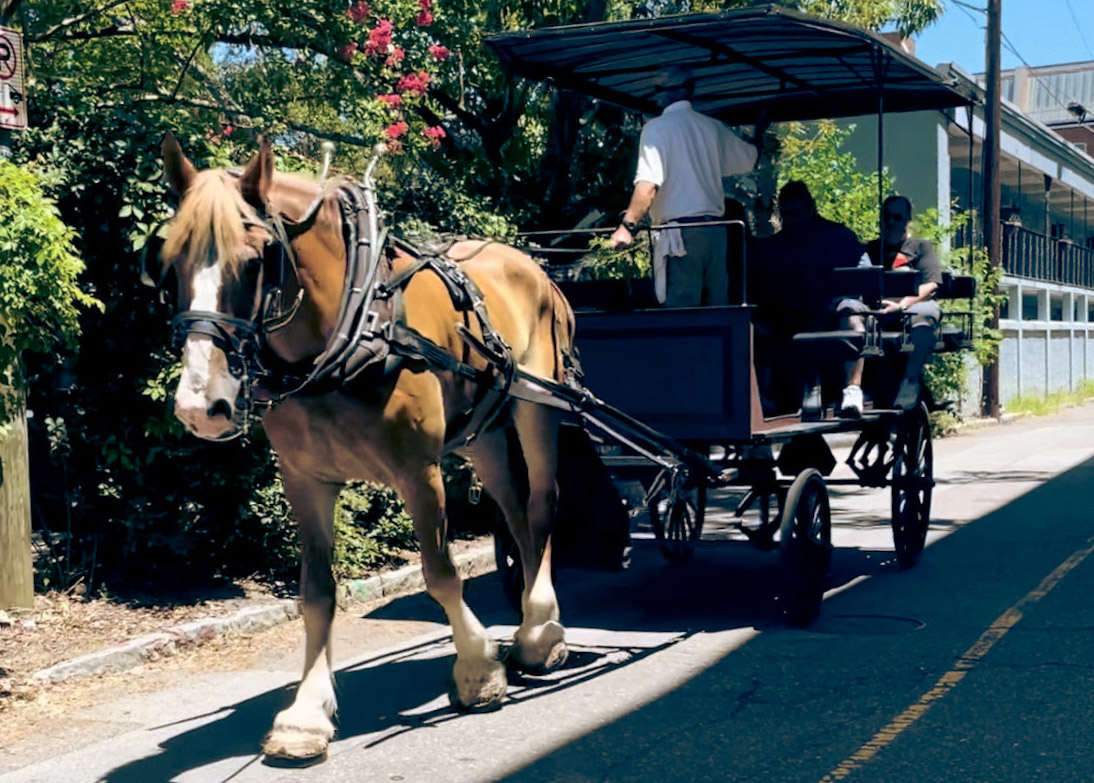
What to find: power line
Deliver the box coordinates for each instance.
[1062,0,1094,61]
[950,0,986,13]
[952,1,984,28]
[1000,31,1073,108]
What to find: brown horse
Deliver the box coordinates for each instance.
[156,134,574,759]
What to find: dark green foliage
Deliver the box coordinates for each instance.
[12,0,949,594]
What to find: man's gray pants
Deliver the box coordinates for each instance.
[663,224,729,308]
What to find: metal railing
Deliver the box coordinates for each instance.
[1001,223,1094,289]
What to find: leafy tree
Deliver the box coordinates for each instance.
[777,121,893,241]
[5,0,952,591]
[0,160,99,425]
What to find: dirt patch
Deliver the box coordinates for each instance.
[0,578,284,700]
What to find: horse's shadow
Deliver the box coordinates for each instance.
[97,522,915,783]
[98,586,677,783]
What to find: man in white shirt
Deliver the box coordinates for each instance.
[611,66,762,307]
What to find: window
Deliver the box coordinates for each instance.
[1000,296,1010,319]
[1023,292,1040,320]
[1050,295,1065,321]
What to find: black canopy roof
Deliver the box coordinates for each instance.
[487,5,982,125]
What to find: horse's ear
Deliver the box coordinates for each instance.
[239,136,275,209]
[162,132,196,196]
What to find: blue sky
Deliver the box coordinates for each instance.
[914,0,1094,74]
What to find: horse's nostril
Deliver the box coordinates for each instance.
[207,399,234,420]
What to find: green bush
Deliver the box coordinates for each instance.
[333,482,416,579]
[0,160,100,424]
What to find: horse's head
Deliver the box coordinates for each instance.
[156,133,310,441]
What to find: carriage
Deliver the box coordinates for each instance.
[146,4,985,760]
[484,6,983,625]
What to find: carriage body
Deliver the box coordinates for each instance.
[483,6,988,624]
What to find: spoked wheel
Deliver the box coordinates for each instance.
[647,469,707,562]
[891,402,934,569]
[778,469,833,627]
[493,522,524,613]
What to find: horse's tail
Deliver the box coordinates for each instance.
[547,279,578,385]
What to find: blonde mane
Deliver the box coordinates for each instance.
[162,170,262,276]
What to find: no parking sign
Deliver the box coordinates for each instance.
[0,25,27,132]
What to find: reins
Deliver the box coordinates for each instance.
[164,145,519,449]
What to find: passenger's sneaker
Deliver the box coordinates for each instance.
[801,384,824,420]
[839,384,864,418]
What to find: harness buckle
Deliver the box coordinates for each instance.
[468,473,483,505]
[364,309,380,336]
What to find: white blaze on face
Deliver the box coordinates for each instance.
[173,262,243,440]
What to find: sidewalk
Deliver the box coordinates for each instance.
[30,544,497,685]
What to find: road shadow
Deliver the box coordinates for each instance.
[98,453,1083,782]
[98,588,680,783]
[493,454,1094,782]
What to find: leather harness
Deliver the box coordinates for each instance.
[170,179,518,452]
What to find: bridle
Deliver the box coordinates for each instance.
[149,146,522,452]
[152,149,387,440]
[165,192,324,438]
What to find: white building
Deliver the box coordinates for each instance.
[845,58,1094,410]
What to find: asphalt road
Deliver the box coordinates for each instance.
[5,405,1094,783]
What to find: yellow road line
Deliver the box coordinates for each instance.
[820,534,1094,783]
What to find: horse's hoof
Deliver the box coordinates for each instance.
[448,655,508,712]
[510,620,568,674]
[262,708,335,760]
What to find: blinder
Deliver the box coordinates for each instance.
[139,222,174,302]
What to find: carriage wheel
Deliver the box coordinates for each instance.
[777,469,832,627]
[493,523,524,613]
[891,402,934,569]
[648,472,707,562]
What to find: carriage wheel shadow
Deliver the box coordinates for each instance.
[99,467,970,783]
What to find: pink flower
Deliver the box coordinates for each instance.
[345,1,370,23]
[337,42,359,62]
[386,47,405,67]
[364,19,394,56]
[385,121,409,140]
[416,10,434,26]
[377,93,402,108]
[386,139,403,154]
[428,44,449,61]
[396,71,431,96]
[423,125,446,148]
[419,0,432,9]
[221,125,234,136]
[170,0,190,14]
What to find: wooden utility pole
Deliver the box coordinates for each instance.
[981,0,1003,418]
[0,0,33,609]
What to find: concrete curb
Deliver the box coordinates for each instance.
[31,544,497,686]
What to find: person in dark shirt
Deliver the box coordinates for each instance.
[837,194,942,416]
[751,181,864,416]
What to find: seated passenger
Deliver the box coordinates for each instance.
[837,194,942,417]
[751,181,864,416]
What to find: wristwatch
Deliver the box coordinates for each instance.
[620,219,639,233]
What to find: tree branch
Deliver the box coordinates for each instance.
[33,25,137,42]
[121,91,374,147]
[0,0,24,24]
[430,88,489,139]
[28,0,131,42]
